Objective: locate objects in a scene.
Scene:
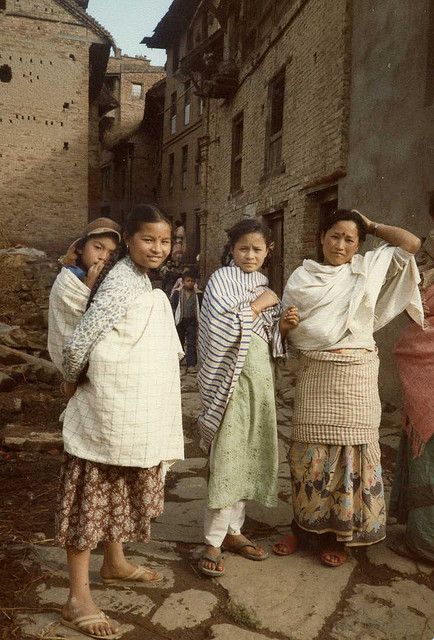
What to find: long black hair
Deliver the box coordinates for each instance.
[221,218,273,266]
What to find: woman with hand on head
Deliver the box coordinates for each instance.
[197,218,299,577]
[274,209,423,566]
[56,204,184,639]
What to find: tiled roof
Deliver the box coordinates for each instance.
[54,0,115,45]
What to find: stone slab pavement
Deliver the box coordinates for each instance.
[14,368,434,640]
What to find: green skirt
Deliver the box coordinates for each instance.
[208,332,279,509]
[390,434,434,562]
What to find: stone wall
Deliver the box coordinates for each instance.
[0,0,97,254]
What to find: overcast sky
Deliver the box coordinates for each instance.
[87,0,172,66]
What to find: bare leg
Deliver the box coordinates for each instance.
[62,547,119,637]
[100,542,160,581]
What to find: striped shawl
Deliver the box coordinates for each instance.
[197,265,280,449]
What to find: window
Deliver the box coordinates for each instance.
[172,42,179,73]
[0,1,6,10]
[131,83,143,99]
[169,153,175,190]
[181,145,188,190]
[231,111,244,192]
[265,67,285,173]
[198,95,204,116]
[195,139,201,185]
[101,166,111,191]
[184,80,191,126]
[170,91,177,134]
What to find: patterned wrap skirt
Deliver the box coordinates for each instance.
[55,452,165,551]
[290,349,386,546]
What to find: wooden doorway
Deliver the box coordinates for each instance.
[264,209,284,297]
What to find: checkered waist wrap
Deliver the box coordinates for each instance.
[292,349,381,446]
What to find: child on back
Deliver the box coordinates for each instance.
[197,218,299,577]
[171,269,202,373]
[48,218,121,376]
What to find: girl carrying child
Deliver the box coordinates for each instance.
[197,218,298,577]
[49,205,184,639]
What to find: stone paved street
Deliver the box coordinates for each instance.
[10,366,434,640]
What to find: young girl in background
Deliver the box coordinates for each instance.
[197,218,298,577]
[57,205,184,639]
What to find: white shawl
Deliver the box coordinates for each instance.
[62,257,184,468]
[48,268,89,375]
[283,243,424,351]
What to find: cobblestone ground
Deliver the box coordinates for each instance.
[5,363,433,640]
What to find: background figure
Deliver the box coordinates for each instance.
[391,229,434,562]
[171,269,202,373]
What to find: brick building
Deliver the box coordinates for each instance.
[0,0,113,253]
[145,0,433,398]
[97,52,165,222]
[142,0,208,262]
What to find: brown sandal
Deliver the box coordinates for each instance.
[272,533,299,556]
[319,546,348,567]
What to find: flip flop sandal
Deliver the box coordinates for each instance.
[198,552,225,577]
[61,611,122,639]
[272,533,299,556]
[319,547,348,567]
[222,538,269,561]
[101,565,163,585]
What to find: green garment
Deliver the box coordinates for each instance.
[390,434,434,562]
[208,332,279,509]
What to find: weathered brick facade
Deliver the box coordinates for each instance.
[97,52,165,223]
[0,0,113,253]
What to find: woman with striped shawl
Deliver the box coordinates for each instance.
[197,218,299,577]
[276,209,423,567]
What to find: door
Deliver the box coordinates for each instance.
[264,210,284,297]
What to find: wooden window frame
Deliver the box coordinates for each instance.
[230,111,244,193]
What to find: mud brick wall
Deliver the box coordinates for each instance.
[0,0,95,254]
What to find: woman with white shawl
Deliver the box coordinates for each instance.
[55,205,184,639]
[276,209,423,567]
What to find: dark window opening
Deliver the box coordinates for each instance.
[184,80,191,125]
[231,111,244,192]
[0,64,12,82]
[181,144,188,190]
[265,67,285,174]
[170,91,177,134]
[168,152,175,190]
[172,42,179,73]
[63,142,69,150]
[63,102,70,109]
[0,1,6,11]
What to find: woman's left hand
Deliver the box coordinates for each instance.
[280,306,299,333]
[61,380,78,399]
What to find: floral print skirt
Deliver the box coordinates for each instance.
[289,441,386,546]
[55,452,164,551]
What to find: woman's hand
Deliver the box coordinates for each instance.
[84,260,106,290]
[280,306,300,335]
[352,209,373,232]
[60,380,78,399]
[251,290,279,316]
